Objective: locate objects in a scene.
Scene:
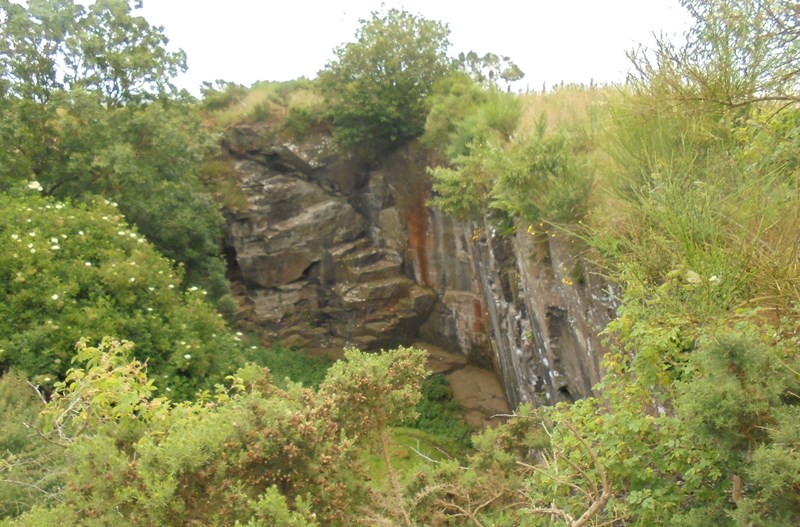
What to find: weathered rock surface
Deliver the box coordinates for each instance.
[221,124,616,411]
[223,125,436,351]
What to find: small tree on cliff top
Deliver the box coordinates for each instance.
[319,8,452,158]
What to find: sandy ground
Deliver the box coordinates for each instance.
[414,341,510,429]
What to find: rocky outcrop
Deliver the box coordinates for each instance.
[221,124,616,410]
[223,125,436,350]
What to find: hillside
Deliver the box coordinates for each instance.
[1,1,799,526]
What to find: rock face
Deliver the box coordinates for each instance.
[223,125,436,351]
[221,124,616,409]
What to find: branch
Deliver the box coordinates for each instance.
[563,420,613,527]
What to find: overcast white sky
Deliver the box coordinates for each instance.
[136,0,693,94]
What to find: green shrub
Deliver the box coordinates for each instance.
[0,189,243,400]
[413,375,472,447]
[243,343,333,389]
[319,8,453,157]
[491,125,593,225]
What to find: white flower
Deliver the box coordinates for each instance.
[147,307,153,312]
[55,203,63,210]
[117,230,125,236]
[10,234,19,241]
[129,232,136,238]
[165,387,171,392]
[30,248,35,254]
[251,346,257,350]
[189,286,198,291]
[51,245,60,250]
[51,294,59,300]
[50,237,58,243]
[28,231,35,237]
[147,287,155,291]
[44,377,51,382]
[129,277,136,282]
[78,230,85,236]
[235,331,243,336]
[85,262,92,266]
[168,284,175,289]
[709,274,720,284]
[137,238,145,244]
[184,354,191,359]
[27,181,43,191]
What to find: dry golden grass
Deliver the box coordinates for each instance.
[203,83,324,129]
[516,85,613,135]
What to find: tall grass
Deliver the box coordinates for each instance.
[201,80,324,130]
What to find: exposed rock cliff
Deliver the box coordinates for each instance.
[221,124,616,409]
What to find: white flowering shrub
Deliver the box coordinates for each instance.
[0,189,243,399]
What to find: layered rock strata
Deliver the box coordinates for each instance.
[221,124,616,409]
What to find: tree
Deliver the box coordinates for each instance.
[0,0,186,106]
[456,51,525,90]
[318,8,452,157]
[0,0,232,308]
[629,0,800,108]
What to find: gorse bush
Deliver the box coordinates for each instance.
[430,111,592,226]
[491,122,593,225]
[0,344,435,526]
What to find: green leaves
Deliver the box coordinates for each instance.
[320,346,428,433]
[319,8,452,157]
[0,0,185,106]
[0,191,240,400]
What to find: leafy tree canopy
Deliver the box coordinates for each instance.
[0,0,186,106]
[0,0,232,308]
[318,8,453,157]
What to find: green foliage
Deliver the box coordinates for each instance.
[321,346,427,526]
[629,0,800,109]
[491,123,593,224]
[455,50,525,89]
[200,80,250,111]
[413,375,472,447]
[424,74,521,158]
[0,0,231,308]
[321,346,427,434]
[0,0,186,106]
[319,8,452,157]
[200,79,326,133]
[0,373,63,519]
[3,346,366,526]
[0,191,241,400]
[243,342,333,389]
[431,119,592,225]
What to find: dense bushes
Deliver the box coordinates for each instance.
[0,190,241,399]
